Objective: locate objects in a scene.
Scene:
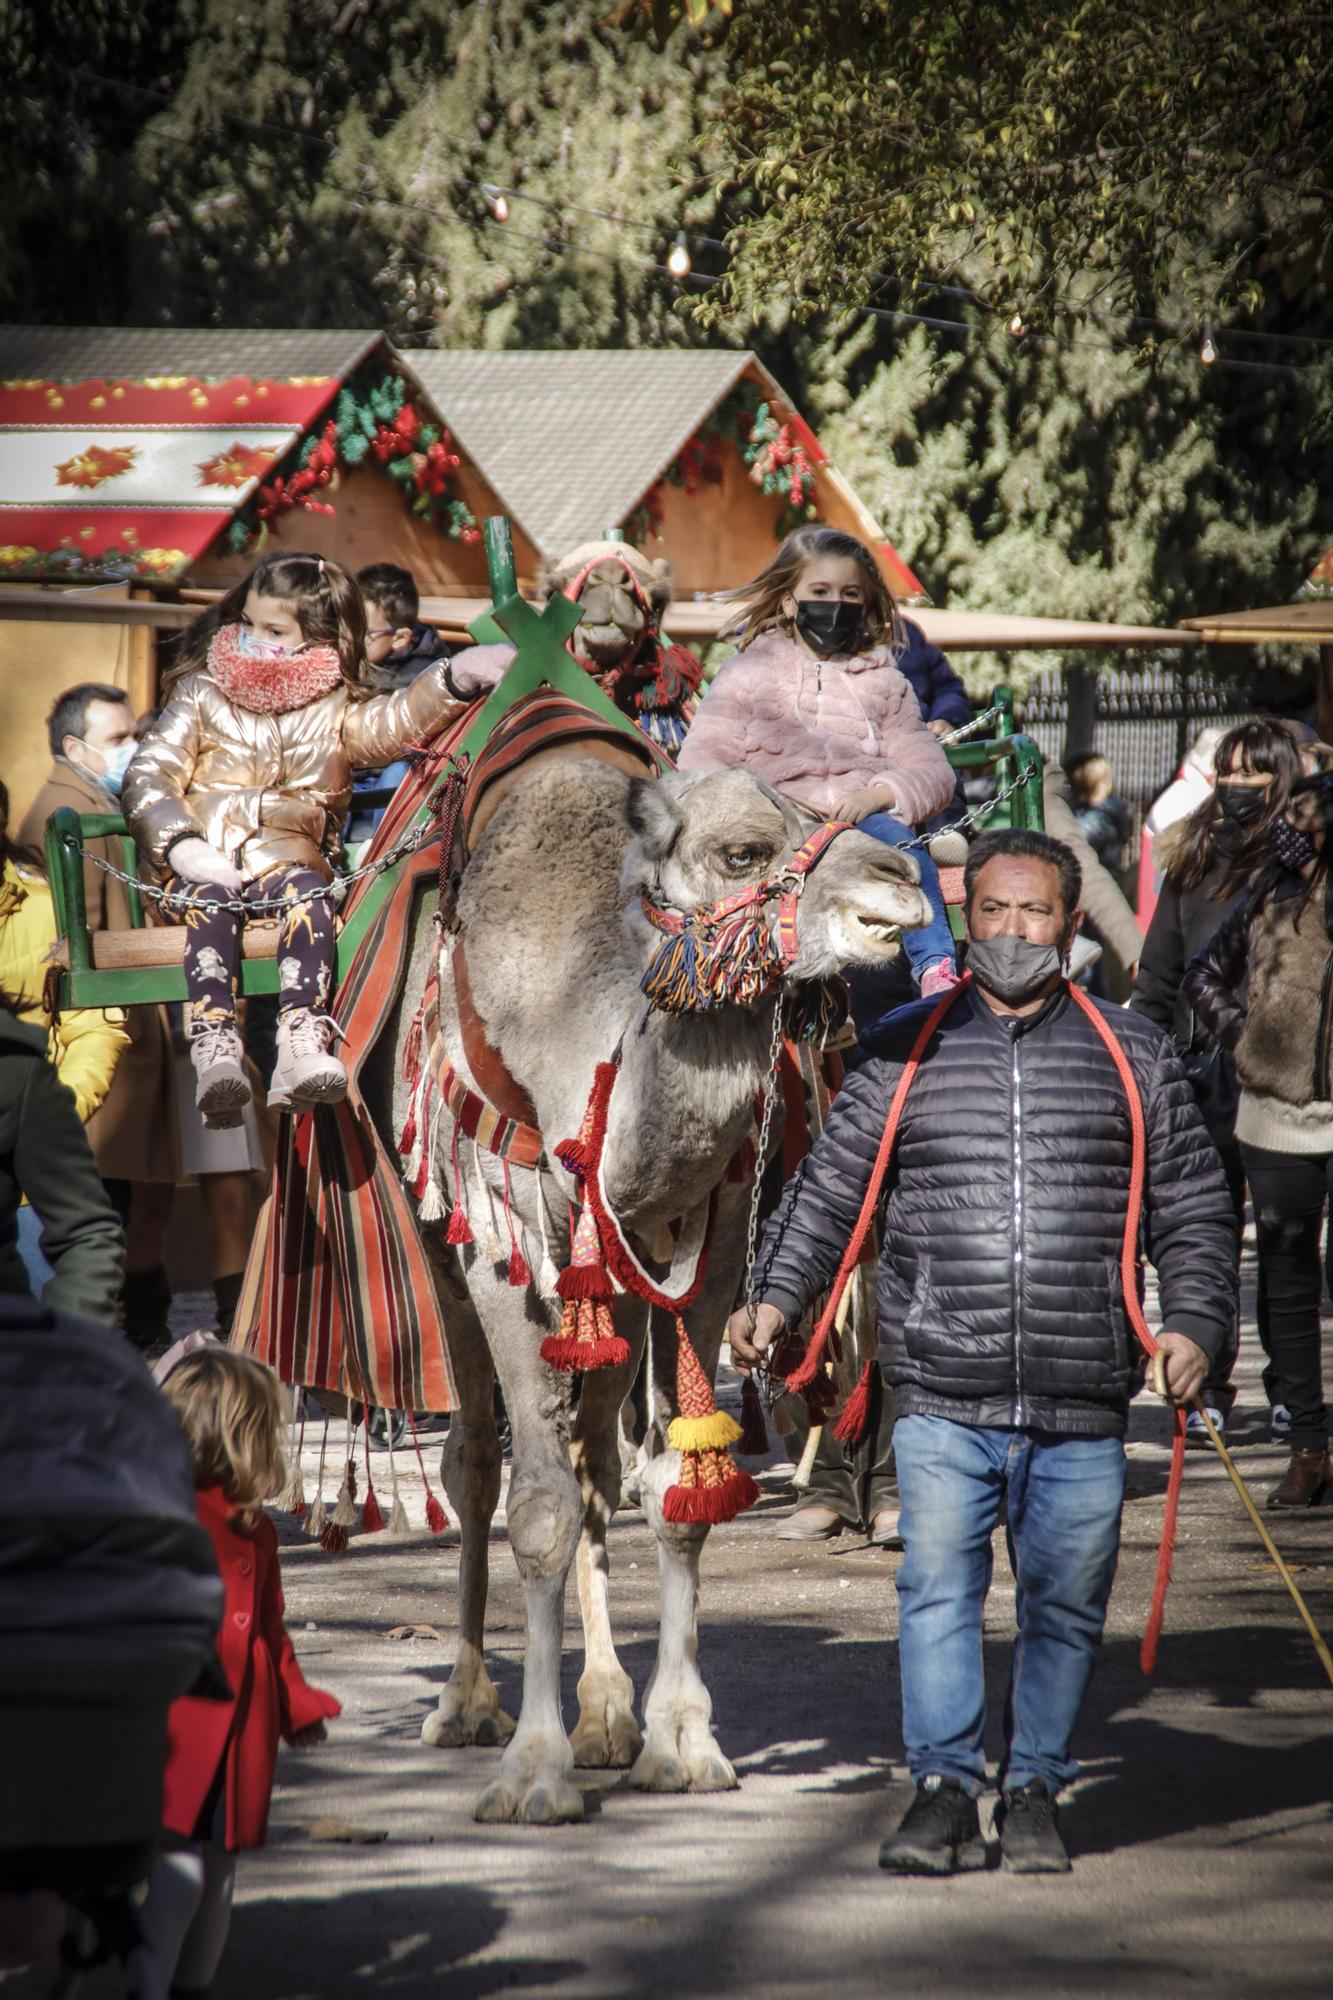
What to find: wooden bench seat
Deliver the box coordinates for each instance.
[50,920,284,971]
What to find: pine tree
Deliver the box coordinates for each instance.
[809,317,1328,696]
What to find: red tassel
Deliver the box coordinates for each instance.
[739,1375,769,1456]
[361,1486,385,1534]
[398,1104,417,1156]
[541,1294,630,1372]
[832,1359,875,1444]
[320,1522,349,1555]
[507,1243,532,1288]
[802,1371,838,1425]
[446,1204,474,1246]
[555,1137,589,1177]
[663,1465,759,1525]
[425,1491,450,1534]
[1141,1412,1186,1674]
[555,1261,614,1301]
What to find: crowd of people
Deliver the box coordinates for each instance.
[1,522,1329,1971]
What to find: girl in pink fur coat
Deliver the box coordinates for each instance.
[678,526,960,994]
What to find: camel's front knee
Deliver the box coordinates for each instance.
[506,1468,581,1580]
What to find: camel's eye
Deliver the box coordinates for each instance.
[723,844,771,873]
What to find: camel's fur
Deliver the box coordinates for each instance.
[372,757,928,1823]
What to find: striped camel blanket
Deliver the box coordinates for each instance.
[234,724,470,1411]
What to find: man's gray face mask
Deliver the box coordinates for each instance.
[964,932,1065,1005]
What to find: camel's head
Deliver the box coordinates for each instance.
[622,770,932,1009]
[541,539,672,675]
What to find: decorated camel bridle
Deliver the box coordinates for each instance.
[638,820,853,1015]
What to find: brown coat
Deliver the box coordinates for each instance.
[18,761,178,1183]
[123,661,475,882]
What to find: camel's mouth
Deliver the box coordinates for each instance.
[843,909,905,958]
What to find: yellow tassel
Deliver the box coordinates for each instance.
[667,1409,742,1453]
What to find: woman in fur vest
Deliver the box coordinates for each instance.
[1187,747,1333,1509]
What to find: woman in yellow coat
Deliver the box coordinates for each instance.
[0,781,128,1291]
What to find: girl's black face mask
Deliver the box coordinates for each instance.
[794,599,865,657]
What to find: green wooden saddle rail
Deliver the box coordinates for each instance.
[43,514,1042,1009]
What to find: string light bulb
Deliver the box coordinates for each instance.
[1200,327,1218,365]
[1007,311,1026,338]
[667,231,691,279]
[482,184,509,223]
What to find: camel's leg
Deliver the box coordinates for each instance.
[419,1235,515,1751]
[630,1209,749,1795]
[569,1305,647,1770]
[468,1260,586,1827]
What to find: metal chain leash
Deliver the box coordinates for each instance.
[936,704,1005,747]
[76,808,446,919]
[743,995,787,1311]
[894,757,1040,855]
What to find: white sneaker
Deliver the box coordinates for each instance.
[190,1020,251,1128]
[268,1010,347,1113]
[1185,1405,1225,1448]
[1271,1403,1292,1443]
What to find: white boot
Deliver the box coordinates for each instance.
[268,1010,347,1112]
[190,1018,251,1129]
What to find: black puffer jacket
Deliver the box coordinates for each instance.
[758,983,1237,1437]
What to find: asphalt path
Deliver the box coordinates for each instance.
[8,1250,1330,2000]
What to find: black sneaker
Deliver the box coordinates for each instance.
[878,1777,986,1875]
[995,1780,1071,1874]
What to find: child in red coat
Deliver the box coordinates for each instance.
[141,1343,339,1999]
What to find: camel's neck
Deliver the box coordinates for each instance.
[599,1004,772,1230]
[454,759,775,1231]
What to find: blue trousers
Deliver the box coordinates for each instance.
[893,1413,1126,1797]
[857,813,956,981]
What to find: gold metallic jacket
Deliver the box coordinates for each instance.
[124,662,472,882]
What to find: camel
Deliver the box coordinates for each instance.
[371,754,928,1824]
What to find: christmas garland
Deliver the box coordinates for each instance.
[227,368,480,554]
[625,381,819,547]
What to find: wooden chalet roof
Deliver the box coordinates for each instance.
[401,347,751,559]
[0,325,385,584]
[0,326,380,381]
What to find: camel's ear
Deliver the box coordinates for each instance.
[626,776,685,863]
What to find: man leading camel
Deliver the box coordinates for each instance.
[730,828,1237,1875]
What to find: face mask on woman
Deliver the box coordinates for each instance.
[1213,782,1270,828]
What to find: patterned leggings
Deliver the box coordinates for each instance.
[179,865,336,1025]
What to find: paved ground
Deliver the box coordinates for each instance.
[8,1250,1332,1999]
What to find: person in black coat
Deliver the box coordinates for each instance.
[730,829,1236,1878]
[1131,719,1303,1439]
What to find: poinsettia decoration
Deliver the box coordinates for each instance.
[227,368,480,554]
[198,442,279,489]
[626,381,820,547]
[55,443,138,490]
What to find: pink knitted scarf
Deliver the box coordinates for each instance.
[207,623,345,714]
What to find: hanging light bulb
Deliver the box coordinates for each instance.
[1006,310,1026,338]
[482,184,509,223]
[1200,327,1218,365]
[667,231,691,279]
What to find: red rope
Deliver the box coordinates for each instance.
[1067,982,1184,1675]
[782,982,965,1396]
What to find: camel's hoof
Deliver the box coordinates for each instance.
[570,1706,644,1770]
[473,1775,586,1825]
[629,1736,738,1794]
[421,1703,516,1750]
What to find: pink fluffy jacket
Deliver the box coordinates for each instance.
[677,632,955,824]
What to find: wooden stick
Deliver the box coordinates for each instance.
[1192,1397,1333,1691]
[792,1423,823,1491]
[1151,1355,1333,1689]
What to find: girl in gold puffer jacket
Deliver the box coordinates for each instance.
[124,552,503,1128]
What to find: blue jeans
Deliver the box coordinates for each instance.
[857,814,956,982]
[893,1413,1126,1797]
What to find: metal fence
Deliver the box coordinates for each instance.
[1015,664,1257,862]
